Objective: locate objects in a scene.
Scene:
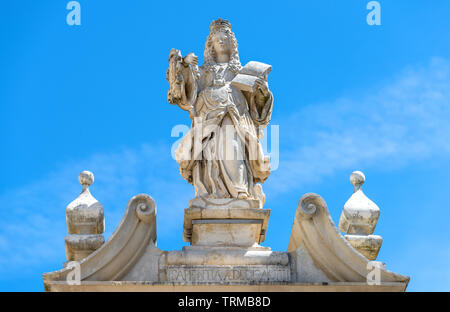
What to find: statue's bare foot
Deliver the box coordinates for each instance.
[237,192,248,200]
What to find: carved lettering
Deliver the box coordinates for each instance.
[167,266,290,283]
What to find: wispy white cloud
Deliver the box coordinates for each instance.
[268,57,450,194]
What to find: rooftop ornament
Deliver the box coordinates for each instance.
[338,171,383,260]
[64,171,104,262]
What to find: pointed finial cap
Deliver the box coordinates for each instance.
[338,170,380,235]
[66,170,104,235]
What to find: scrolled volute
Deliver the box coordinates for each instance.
[297,193,326,219]
[133,194,156,224]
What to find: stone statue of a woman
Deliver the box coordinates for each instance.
[167,19,273,206]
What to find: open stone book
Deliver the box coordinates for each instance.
[231,61,272,93]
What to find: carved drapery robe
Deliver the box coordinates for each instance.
[174,63,273,202]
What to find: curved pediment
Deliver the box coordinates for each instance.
[287,193,409,287]
[43,194,157,289]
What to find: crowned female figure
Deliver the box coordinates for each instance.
[167,19,273,206]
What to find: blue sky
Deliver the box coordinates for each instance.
[1,0,449,291]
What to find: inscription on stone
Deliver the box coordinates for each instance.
[167,265,290,283]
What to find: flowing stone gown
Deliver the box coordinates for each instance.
[173,62,273,203]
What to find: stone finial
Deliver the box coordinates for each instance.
[79,170,94,188]
[65,171,104,262]
[350,171,365,192]
[338,171,382,260]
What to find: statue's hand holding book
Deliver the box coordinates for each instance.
[231,61,272,93]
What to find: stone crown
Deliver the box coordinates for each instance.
[210,18,231,32]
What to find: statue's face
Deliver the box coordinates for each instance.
[212,31,232,60]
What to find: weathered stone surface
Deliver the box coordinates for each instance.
[167,265,290,283]
[189,197,261,209]
[43,193,157,286]
[344,234,383,261]
[339,171,380,235]
[44,188,409,291]
[66,171,104,235]
[64,171,104,261]
[192,221,262,247]
[44,281,409,292]
[167,246,288,266]
[64,234,104,262]
[338,171,383,260]
[183,207,270,245]
[288,193,408,285]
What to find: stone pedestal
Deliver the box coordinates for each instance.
[183,199,269,247]
[170,198,291,283]
[166,246,290,283]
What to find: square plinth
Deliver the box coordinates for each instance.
[183,207,270,246]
